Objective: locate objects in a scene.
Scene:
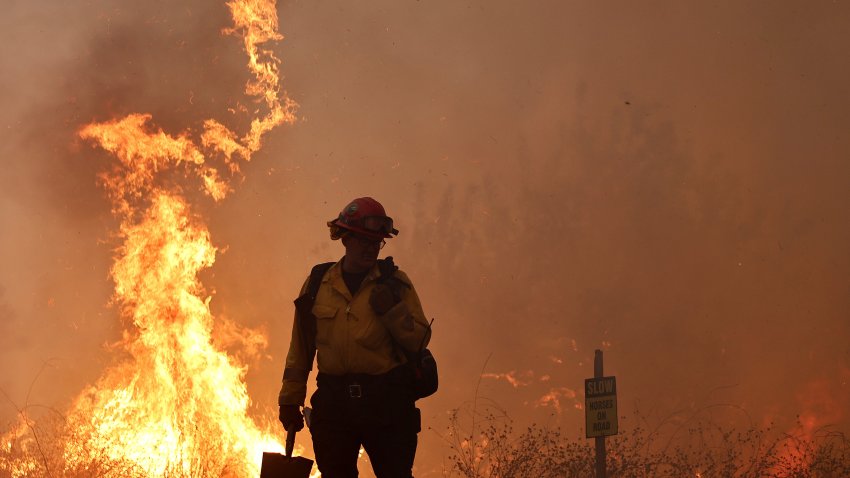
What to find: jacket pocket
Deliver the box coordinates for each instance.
[311,304,337,345]
[353,312,390,350]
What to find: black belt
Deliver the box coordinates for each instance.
[317,367,409,399]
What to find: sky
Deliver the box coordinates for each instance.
[1,1,849,476]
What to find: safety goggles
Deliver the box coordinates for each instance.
[359,215,398,235]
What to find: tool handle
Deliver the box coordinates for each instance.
[285,426,296,457]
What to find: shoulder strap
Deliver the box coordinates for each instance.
[309,262,335,298]
[377,257,424,365]
[291,262,335,372]
[376,256,396,282]
[376,256,410,290]
[294,262,335,317]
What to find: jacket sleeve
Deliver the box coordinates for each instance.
[278,277,313,407]
[378,269,431,354]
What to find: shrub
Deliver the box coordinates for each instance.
[442,402,850,478]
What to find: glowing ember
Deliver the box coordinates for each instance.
[4,1,298,476]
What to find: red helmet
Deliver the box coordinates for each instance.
[327,197,399,240]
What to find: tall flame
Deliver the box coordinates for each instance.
[52,1,296,476]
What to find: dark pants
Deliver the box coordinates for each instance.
[310,370,420,478]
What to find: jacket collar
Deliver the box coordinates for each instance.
[326,257,381,300]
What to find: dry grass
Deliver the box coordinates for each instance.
[442,400,850,478]
[0,410,248,478]
[1,410,147,478]
[0,366,258,477]
[4,389,849,477]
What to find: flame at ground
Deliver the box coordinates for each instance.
[62,193,281,476]
[2,1,301,476]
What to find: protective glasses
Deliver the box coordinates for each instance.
[352,234,386,250]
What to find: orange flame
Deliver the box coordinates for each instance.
[481,370,534,388]
[40,1,299,476]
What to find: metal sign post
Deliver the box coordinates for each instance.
[586,349,618,478]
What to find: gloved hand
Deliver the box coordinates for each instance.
[279,405,304,432]
[369,283,401,316]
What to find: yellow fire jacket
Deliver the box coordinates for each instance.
[278,259,431,406]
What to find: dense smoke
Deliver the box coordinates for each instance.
[2,1,849,476]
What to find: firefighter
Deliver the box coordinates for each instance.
[278,197,432,478]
